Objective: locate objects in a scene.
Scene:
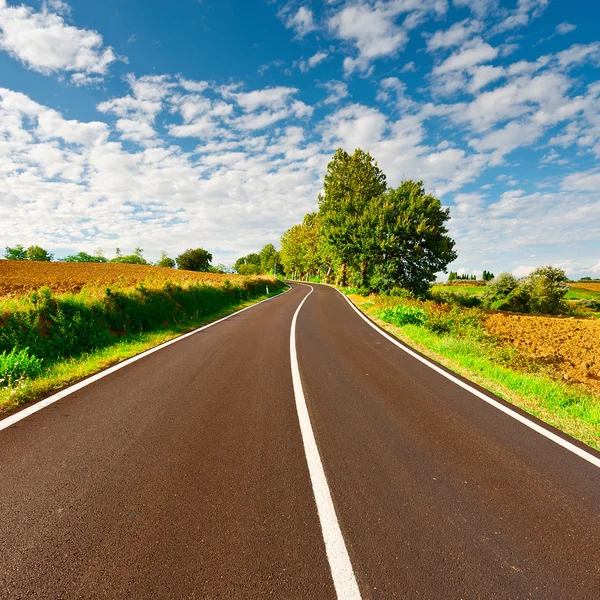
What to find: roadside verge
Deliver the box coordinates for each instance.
[0,287,289,424]
[339,289,600,454]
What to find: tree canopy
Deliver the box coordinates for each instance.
[176,248,212,272]
[280,148,457,295]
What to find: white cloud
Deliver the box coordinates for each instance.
[426,19,479,52]
[283,6,315,38]
[297,51,328,72]
[433,38,498,74]
[329,0,446,74]
[0,0,118,83]
[496,0,549,33]
[231,86,298,111]
[555,22,576,36]
[512,265,536,278]
[321,80,349,105]
[452,0,497,17]
[562,170,600,192]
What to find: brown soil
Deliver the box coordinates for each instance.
[0,260,264,298]
[485,313,600,394]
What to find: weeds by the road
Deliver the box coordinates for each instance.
[0,282,285,413]
[346,291,600,451]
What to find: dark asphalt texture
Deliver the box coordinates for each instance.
[1,282,599,599]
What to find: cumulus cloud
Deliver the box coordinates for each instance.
[297,51,328,72]
[282,6,316,38]
[0,0,118,84]
[329,0,446,74]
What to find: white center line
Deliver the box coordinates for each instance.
[290,284,362,600]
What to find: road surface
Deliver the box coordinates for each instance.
[1,283,598,598]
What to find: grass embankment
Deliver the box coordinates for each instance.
[344,292,600,451]
[0,277,285,413]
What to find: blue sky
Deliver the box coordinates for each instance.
[1,0,599,278]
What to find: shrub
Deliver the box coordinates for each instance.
[0,348,43,389]
[379,305,427,326]
[526,266,569,315]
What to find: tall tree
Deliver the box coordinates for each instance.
[361,180,457,296]
[259,244,278,274]
[318,148,387,286]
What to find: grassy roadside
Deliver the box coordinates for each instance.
[0,288,286,415]
[344,291,600,452]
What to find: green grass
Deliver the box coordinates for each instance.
[431,284,486,295]
[349,293,600,451]
[0,286,286,414]
[565,286,600,300]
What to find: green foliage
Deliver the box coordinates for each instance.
[482,267,569,314]
[527,266,569,315]
[4,244,53,261]
[448,271,457,282]
[4,244,27,260]
[63,251,107,263]
[110,248,149,265]
[156,250,176,268]
[0,348,43,389]
[176,248,212,272]
[482,269,495,281]
[25,245,53,261]
[431,289,482,308]
[281,148,457,294]
[379,305,427,326]
[318,148,387,286]
[234,252,262,275]
[361,181,457,296]
[0,279,281,367]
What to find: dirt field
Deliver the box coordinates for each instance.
[485,313,600,394]
[0,260,256,298]
[570,282,600,292]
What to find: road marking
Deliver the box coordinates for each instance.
[0,288,291,433]
[290,284,362,600]
[337,288,600,470]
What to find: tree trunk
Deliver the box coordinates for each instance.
[340,263,347,287]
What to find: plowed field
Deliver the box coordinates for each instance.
[570,282,600,292]
[0,260,257,298]
[485,313,600,394]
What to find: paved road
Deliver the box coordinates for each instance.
[0,283,599,598]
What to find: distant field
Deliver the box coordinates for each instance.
[431,284,486,295]
[566,284,600,300]
[0,260,249,298]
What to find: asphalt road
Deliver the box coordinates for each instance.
[1,283,599,599]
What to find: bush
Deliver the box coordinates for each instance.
[481,267,569,315]
[0,279,280,365]
[526,266,569,315]
[0,348,43,389]
[379,305,427,326]
[430,289,482,308]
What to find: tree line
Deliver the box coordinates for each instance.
[447,270,495,282]
[3,245,225,273]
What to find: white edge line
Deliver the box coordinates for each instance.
[336,287,600,470]
[290,284,362,600]
[0,286,291,433]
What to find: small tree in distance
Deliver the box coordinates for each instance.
[157,250,175,268]
[4,245,27,260]
[176,248,212,272]
[25,245,53,261]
